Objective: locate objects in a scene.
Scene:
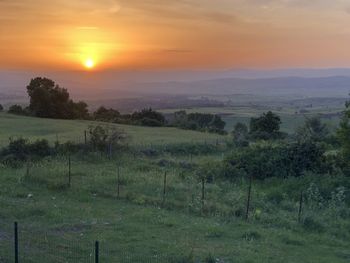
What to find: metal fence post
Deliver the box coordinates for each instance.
[95,241,99,263]
[245,176,253,221]
[162,171,167,206]
[117,165,120,198]
[68,155,71,187]
[14,222,18,263]
[298,191,303,223]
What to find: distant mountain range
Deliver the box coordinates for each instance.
[1,69,350,101]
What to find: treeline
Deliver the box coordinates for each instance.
[3,77,226,134]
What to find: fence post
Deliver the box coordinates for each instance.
[117,165,120,198]
[162,171,167,206]
[298,191,303,223]
[84,130,87,145]
[95,241,99,263]
[245,176,253,221]
[68,155,71,187]
[25,160,30,177]
[201,177,205,214]
[14,222,18,263]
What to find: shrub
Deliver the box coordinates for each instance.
[140,117,163,127]
[223,141,329,180]
[8,104,28,115]
[0,138,51,163]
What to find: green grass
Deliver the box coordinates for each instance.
[1,151,349,262]
[0,113,223,147]
[0,113,349,262]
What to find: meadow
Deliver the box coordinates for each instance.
[0,113,222,147]
[0,112,349,263]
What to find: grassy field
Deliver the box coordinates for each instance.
[0,113,349,262]
[0,113,223,147]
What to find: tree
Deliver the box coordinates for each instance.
[187,113,226,132]
[8,105,27,115]
[0,104,3,111]
[209,115,226,132]
[131,108,166,126]
[26,77,88,119]
[337,100,350,165]
[249,111,283,140]
[232,122,249,146]
[88,125,128,157]
[296,116,329,142]
[93,106,120,122]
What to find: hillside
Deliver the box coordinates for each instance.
[0,113,223,147]
[0,113,349,262]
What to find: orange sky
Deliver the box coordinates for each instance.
[1,0,350,70]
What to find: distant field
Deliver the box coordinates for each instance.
[160,106,342,132]
[0,113,223,147]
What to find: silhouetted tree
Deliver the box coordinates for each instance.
[0,104,3,111]
[93,106,120,122]
[131,108,166,126]
[8,105,27,115]
[26,77,88,119]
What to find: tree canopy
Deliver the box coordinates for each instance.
[249,111,284,140]
[26,77,88,119]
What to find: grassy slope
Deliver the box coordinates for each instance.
[1,157,349,263]
[0,113,223,147]
[0,113,349,262]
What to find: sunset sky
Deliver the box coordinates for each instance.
[1,0,350,70]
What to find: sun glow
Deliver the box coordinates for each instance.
[84,58,95,69]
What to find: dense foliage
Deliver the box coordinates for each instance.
[249,111,286,140]
[8,104,28,115]
[0,138,51,165]
[172,110,226,134]
[223,141,329,179]
[26,77,89,119]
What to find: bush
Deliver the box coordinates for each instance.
[0,138,51,163]
[140,117,163,127]
[223,141,329,180]
[8,104,28,115]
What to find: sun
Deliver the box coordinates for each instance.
[84,58,95,69]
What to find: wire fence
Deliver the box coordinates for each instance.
[0,222,176,263]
